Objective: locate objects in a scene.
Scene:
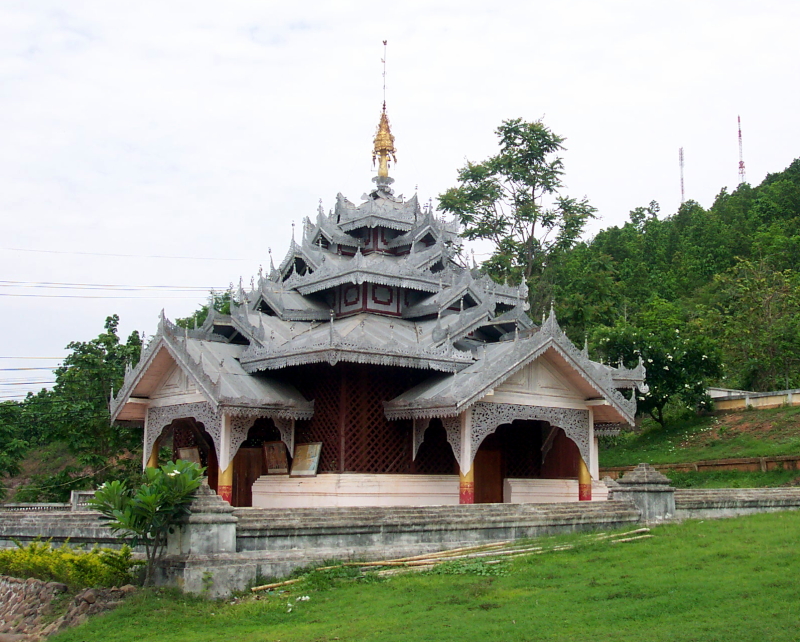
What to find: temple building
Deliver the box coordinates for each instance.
[110,104,647,508]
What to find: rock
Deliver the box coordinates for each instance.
[46,582,68,594]
[120,584,137,594]
[0,634,28,642]
[82,589,97,604]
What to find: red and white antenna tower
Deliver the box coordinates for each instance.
[738,115,746,185]
[679,147,685,203]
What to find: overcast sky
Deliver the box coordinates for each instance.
[2,0,799,399]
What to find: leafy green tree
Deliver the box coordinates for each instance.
[0,402,29,500]
[176,290,232,329]
[438,118,596,316]
[702,259,800,391]
[90,459,204,586]
[13,315,143,502]
[593,299,722,427]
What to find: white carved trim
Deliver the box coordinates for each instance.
[412,418,431,460]
[227,415,258,470]
[144,402,221,468]
[469,402,590,470]
[274,417,295,457]
[441,415,462,471]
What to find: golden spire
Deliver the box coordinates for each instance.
[373,102,397,178]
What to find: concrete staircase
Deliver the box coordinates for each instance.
[232,500,641,553]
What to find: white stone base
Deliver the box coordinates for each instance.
[251,474,610,508]
[504,478,609,503]
[251,474,460,508]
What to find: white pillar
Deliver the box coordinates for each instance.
[588,408,599,480]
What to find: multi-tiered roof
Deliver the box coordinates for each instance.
[110,105,646,428]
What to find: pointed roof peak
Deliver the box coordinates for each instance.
[373,102,397,180]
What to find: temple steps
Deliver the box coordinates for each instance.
[232,501,642,552]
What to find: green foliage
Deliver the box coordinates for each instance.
[666,469,800,488]
[175,290,232,329]
[89,460,204,586]
[5,315,144,502]
[544,156,800,402]
[0,402,29,500]
[593,308,722,426]
[702,259,800,391]
[438,118,596,316]
[428,559,509,577]
[0,540,140,589]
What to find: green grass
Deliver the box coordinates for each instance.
[50,511,800,642]
[600,406,800,467]
[667,469,800,488]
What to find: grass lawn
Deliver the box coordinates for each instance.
[51,511,800,642]
[600,406,800,468]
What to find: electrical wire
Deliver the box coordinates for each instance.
[0,367,58,371]
[0,280,226,291]
[0,247,248,261]
[0,293,206,299]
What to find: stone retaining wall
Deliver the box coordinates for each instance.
[0,575,135,641]
[602,455,800,479]
[674,488,800,519]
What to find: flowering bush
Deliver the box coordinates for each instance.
[89,459,204,586]
[0,540,139,589]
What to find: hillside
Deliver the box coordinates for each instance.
[600,406,800,488]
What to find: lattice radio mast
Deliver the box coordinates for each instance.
[679,147,685,203]
[738,115,747,185]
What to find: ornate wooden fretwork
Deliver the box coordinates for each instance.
[441,415,463,470]
[469,402,590,468]
[412,418,431,460]
[145,402,221,466]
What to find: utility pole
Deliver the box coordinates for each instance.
[679,147,685,204]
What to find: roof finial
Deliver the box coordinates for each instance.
[373,41,396,179]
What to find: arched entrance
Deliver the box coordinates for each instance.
[231,418,287,507]
[471,421,582,503]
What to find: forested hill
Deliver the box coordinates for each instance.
[548,158,800,401]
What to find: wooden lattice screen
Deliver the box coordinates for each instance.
[291,364,342,473]
[287,363,426,474]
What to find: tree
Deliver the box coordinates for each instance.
[12,315,143,502]
[593,299,722,427]
[438,118,596,316]
[0,402,28,500]
[702,259,800,391]
[89,459,204,586]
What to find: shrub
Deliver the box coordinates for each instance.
[0,540,141,589]
[89,459,204,586]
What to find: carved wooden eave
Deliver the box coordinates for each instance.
[335,191,420,232]
[238,313,474,374]
[384,308,646,424]
[110,312,314,424]
[285,251,445,296]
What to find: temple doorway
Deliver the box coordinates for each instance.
[473,442,503,503]
[232,418,287,507]
[471,420,582,503]
[171,418,219,492]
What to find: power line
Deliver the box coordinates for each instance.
[0,293,204,299]
[0,357,64,360]
[0,367,58,371]
[0,280,226,291]
[0,247,248,261]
